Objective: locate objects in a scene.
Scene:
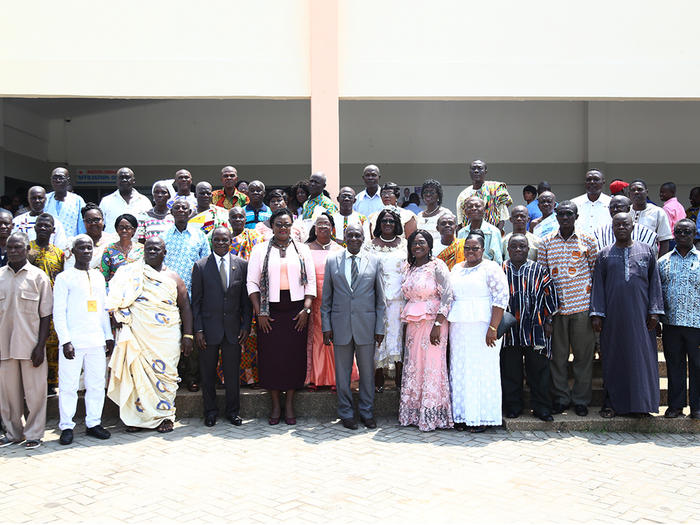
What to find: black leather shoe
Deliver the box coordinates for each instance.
[664,407,683,419]
[505,410,521,419]
[229,416,242,426]
[574,404,588,417]
[59,429,73,445]
[341,418,358,430]
[689,410,700,420]
[454,422,467,431]
[360,417,377,429]
[551,403,569,415]
[533,411,554,422]
[204,415,216,427]
[86,425,111,440]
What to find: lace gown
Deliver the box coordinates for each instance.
[399,259,454,431]
[364,239,407,369]
[448,260,509,426]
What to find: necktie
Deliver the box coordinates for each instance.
[350,255,358,290]
[219,257,228,289]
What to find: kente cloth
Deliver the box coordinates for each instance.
[436,238,465,270]
[28,241,64,388]
[189,205,230,240]
[106,262,182,428]
[590,243,665,414]
[229,229,264,260]
[456,181,513,227]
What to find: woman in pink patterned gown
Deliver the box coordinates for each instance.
[399,229,454,431]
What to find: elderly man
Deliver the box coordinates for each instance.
[594,195,657,252]
[167,169,197,210]
[353,165,384,217]
[658,219,700,420]
[107,237,193,433]
[301,172,338,220]
[321,224,385,430]
[162,200,210,392]
[0,210,13,267]
[189,181,230,237]
[530,191,558,239]
[503,205,539,261]
[45,167,86,237]
[53,235,113,445]
[501,234,559,421]
[572,169,612,236]
[12,186,68,249]
[629,179,672,257]
[538,201,598,416]
[435,212,464,270]
[591,213,664,418]
[456,196,503,263]
[0,233,53,449]
[455,159,512,230]
[99,167,152,234]
[212,166,248,209]
[244,181,272,229]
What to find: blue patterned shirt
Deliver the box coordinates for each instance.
[658,246,700,329]
[162,225,210,295]
[45,192,87,237]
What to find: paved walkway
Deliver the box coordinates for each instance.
[2,418,700,524]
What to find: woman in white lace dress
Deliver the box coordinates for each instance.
[363,207,407,391]
[449,229,509,432]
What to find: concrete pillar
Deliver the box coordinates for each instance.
[0,100,5,196]
[310,0,339,200]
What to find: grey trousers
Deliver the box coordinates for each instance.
[550,311,595,406]
[0,358,47,441]
[334,339,375,420]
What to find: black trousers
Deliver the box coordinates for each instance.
[199,337,241,418]
[662,325,700,411]
[178,348,200,386]
[500,345,552,414]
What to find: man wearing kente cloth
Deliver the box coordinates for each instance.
[435,212,465,270]
[591,212,664,418]
[455,159,512,231]
[106,237,193,433]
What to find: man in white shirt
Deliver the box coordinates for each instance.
[167,169,198,210]
[353,165,384,217]
[12,186,68,250]
[318,186,367,243]
[99,167,152,234]
[572,169,612,236]
[53,235,114,445]
[629,179,672,257]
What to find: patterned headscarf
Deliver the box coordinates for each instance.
[258,238,308,316]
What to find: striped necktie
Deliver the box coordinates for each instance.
[350,255,359,290]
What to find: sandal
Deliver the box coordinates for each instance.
[468,426,486,433]
[599,407,616,419]
[24,440,41,449]
[156,420,174,433]
[125,426,142,433]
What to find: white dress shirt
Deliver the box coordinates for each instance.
[99,189,152,234]
[344,249,362,290]
[353,189,384,217]
[52,267,112,349]
[572,193,612,236]
[214,252,229,288]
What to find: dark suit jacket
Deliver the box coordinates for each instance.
[191,253,253,346]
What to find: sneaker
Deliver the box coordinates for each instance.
[59,429,74,445]
[0,436,17,448]
[24,440,42,450]
[86,425,111,440]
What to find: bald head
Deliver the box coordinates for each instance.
[609,195,632,217]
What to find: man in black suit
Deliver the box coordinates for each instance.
[191,226,252,427]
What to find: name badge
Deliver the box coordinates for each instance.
[87,300,97,312]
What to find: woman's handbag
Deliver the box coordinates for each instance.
[497,310,517,339]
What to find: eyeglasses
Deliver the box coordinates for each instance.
[380,218,396,224]
[463,246,482,252]
[84,218,103,224]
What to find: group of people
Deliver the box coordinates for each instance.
[0,161,698,449]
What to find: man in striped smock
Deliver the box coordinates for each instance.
[594,195,658,254]
[537,201,598,417]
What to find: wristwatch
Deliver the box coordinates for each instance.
[434,321,442,327]
[304,308,311,314]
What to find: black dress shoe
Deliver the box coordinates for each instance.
[341,418,358,430]
[360,417,377,429]
[86,425,111,440]
[689,410,700,420]
[551,403,569,415]
[664,407,683,419]
[574,404,588,417]
[229,416,242,426]
[454,422,467,431]
[505,410,521,419]
[533,411,554,422]
[59,429,73,445]
[204,415,216,427]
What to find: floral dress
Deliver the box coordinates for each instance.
[399,259,454,431]
[101,242,144,283]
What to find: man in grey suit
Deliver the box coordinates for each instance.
[321,224,385,430]
[191,227,252,427]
